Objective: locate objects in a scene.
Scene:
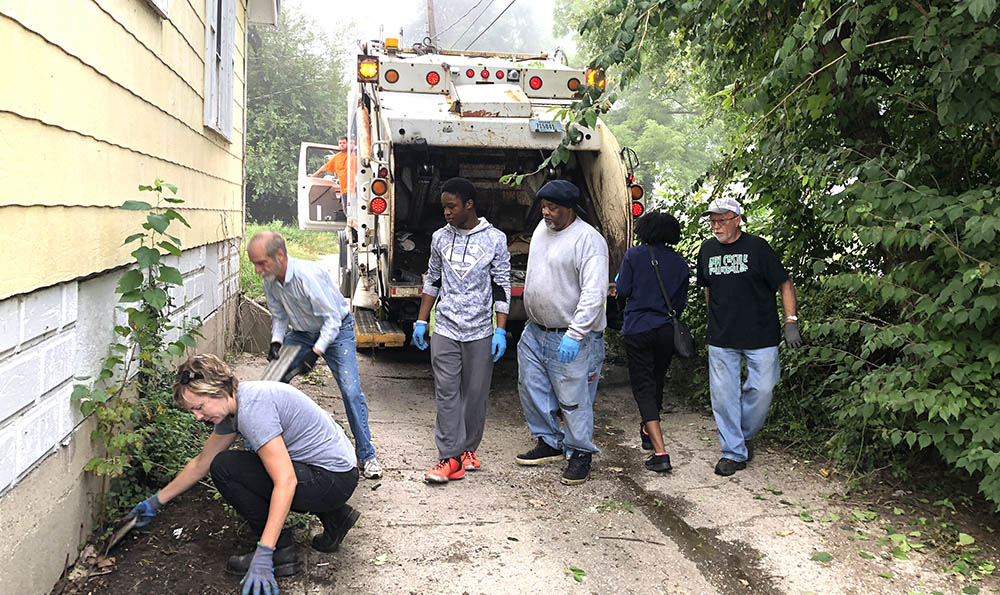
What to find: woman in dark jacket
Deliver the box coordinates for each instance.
[616,212,690,472]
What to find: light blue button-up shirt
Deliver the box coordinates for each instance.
[263,257,350,353]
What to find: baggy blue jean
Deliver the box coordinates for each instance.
[517,322,604,457]
[285,314,376,462]
[708,345,780,462]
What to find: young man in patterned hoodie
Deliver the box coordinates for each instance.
[412,177,512,483]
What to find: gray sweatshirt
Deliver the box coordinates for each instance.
[523,218,609,341]
[422,218,511,342]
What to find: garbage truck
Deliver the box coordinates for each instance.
[298,39,646,348]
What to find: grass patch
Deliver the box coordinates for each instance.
[240,221,340,300]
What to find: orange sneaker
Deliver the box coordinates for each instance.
[424,458,465,483]
[461,451,481,471]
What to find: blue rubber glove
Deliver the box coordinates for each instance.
[412,321,428,351]
[241,542,278,595]
[557,334,580,363]
[491,328,507,362]
[127,493,162,528]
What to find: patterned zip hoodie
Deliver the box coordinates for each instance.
[422,218,511,342]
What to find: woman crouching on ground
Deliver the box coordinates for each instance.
[127,353,360,594]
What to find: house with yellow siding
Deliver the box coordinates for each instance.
[0,1,278,592]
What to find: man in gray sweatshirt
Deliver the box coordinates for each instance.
[413,177,512,484]
[515,180,609,485]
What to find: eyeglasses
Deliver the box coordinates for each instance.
[708,215,738,227]
[177,370,204,385]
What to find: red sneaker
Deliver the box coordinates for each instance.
[461,450,481,471]
[424,458,465,483]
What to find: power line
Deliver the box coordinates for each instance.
[434,0,489,42]
[452,0,497,48]
[465,0,517,51]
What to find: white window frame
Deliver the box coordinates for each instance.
[203,0,235,141]
[144,0,169,18]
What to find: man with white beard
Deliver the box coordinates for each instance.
[514,180,609,486]
[247,231,383,482]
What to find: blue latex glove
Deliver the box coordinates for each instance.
[412,321,428,351]
[557,334,580,363]
[241,542,278,595]
[127,493,162,528]
[491,328,507,362]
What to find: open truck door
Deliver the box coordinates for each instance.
[298,142,348,232]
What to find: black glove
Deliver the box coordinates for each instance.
[784,321,803,349]
[267,341,281,362]
[280,349,320,383]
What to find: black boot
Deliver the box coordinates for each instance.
[312,503,361,553]
[226,529,299,576]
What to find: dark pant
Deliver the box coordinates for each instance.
[210,450,359,537]
[624,324,675,423]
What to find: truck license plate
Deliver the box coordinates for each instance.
[529,119,563,133]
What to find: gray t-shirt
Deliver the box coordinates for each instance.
[214,380,357,472]
[523,218,609,341]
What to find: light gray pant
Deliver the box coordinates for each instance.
[430,333,494,460]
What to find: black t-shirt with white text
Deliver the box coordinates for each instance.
[696,232,789,349]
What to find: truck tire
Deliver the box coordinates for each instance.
[338,229,349,270]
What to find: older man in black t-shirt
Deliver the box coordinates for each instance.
[696,197,803,476]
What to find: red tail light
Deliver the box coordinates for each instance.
[370,197,388,214]
[631,201,645,217]
[480,69,490,79]
[496,70,505,79]
[466,69,475,78]
[426,71,440,86]
[528,76,542,90]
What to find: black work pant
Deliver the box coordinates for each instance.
[624,323,676,423]
[210,450,358,537]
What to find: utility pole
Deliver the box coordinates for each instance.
[426,0,437,40]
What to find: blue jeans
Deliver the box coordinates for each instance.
[517,322,605,456]
[285,315,376,462]
[708,345,780,462]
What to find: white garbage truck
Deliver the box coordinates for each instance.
[298,39,646,348]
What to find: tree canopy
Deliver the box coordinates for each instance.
[246,8,352,222]
[573,0,1000,506]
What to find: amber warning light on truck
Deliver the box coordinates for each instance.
[358,56,378,81]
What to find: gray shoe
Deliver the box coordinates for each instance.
[362,457,382,479]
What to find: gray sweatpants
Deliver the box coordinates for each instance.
[430,333,494,460]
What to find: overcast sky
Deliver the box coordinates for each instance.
[285,0,566,55]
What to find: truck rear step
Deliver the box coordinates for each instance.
[354,308,406,348]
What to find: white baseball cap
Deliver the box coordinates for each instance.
[702,197,743,218]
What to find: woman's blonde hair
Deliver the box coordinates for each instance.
[173,353,239,405]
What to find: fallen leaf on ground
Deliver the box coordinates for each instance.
[777,529,795,537]
[370,554,389,566]
[811,552,834,562]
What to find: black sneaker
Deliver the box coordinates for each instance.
[515,438,564,466]
[226,531,299,576]
[644,453,672,472]
[640,425,653,451]
[560,452,592,485]
[745,439,755,463]
[714,457,746,477]
[313,504,361,553]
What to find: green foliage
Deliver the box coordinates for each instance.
[71,179,203,522]
[239,221,341,300]
[246,7,352,222]
[572,0,1000,506]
